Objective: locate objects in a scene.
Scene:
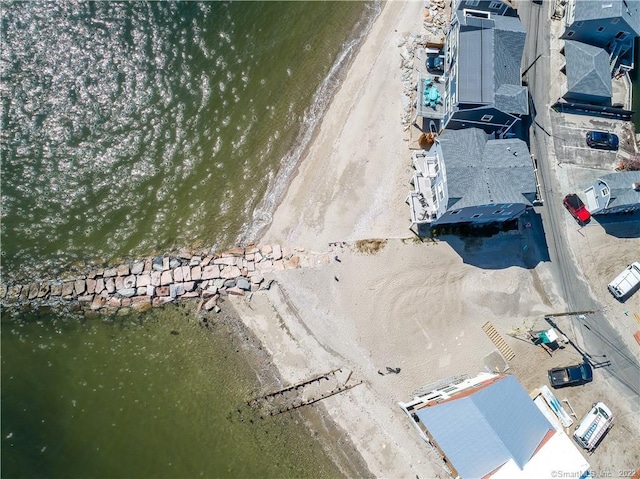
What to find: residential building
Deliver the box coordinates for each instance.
[562,0,640,75]
[419,0,529,137]
[560,40,613,105]
[399,372,591,479]
[407,128,537,233]
[584,170,640,214]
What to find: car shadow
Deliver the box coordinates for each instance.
[593,211,640,238]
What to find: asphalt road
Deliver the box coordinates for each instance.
[518,0,640,403]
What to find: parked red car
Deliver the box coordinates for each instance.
[563,194,591,224]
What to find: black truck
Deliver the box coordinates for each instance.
[548,362,593,388]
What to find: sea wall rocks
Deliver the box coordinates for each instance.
[0,245,335,314]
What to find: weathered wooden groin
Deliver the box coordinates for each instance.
[0,244,336,314]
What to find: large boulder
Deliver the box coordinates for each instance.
[203,297,218,311]
[123,275,136,289]
[160,270,173,286]
[201,265,221,280]
[103,267,117,277]
[152,256,164,271]
[236,278,251,291]
[213,256,237,267]
[118,288,136,298]
[174,266,184,283]
[150,271,162,287]
[27,283,40,300]
[50,282,63,296]
[74,279,86,296]
[180,266,191,282]
[221,266,241,279]
[131,261,145,275]
[191,266,202,281]
[105,278,116,294]
[117,264,130,276]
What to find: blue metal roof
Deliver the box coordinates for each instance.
[415,375,553,479]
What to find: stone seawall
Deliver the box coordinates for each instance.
[0,244,337,314]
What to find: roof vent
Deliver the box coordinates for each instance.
[633,182,640,190]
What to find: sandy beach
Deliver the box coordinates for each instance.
[262,1,418,250]
[229,1,640,477]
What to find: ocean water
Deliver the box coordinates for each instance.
[1,0,376,281]
[1,1,379,477]
[1,305,349,478]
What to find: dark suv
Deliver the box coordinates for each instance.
[586,131,619,150]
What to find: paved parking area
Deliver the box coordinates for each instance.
[550,111,632,172]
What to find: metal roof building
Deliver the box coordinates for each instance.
[456,13,528,115]
[413,375,553,478]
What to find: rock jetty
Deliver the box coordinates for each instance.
[0,244,337,314]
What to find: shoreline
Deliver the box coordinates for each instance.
[216,299,375,479]
[229,2,448,477]
[243,2,384,248]
[232,1,640,477]
[258,0,428,251]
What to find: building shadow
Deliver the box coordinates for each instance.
[593,210,640,238]
[424,209,550,269]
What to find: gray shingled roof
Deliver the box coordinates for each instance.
[415,375,553,479]
[495,84,529,115]
[573,0,640,36]
[600,170,640,209]
[456,13,528,114]
[564,40,612,99]
[438,129,536,209]
[493,15,527,86]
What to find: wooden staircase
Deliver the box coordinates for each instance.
[482,321,516,361]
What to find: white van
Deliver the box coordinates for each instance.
[608,262,640,300]
[573,402,613,451]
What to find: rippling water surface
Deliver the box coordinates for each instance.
[1,1,376,280]
[1,1,379,477]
